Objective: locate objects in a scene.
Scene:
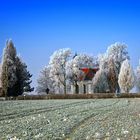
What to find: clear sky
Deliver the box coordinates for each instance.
[0,0,140,87]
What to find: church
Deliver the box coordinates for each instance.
[70,68,99,94]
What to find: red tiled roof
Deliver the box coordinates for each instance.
[79,68,99,81]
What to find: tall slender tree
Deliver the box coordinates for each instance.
[107,58,118,93]
[135,59,140,92]
[107,42,129,93]
[1,40,33,97]
[118,59,135,93]
[0,64,2,88]
[1,40,17,97]
[0,64,2,96]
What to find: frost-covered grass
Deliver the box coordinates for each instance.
[0,99,140,140]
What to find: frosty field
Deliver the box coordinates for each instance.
[0,99,140,140]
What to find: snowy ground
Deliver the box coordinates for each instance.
[0,99,140,140]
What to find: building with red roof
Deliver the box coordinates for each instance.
[71,67,99,94]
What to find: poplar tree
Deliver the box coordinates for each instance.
[1,40,17,97]
[107,58,118,93]
[1,39,33,97]
[118,59,135,93]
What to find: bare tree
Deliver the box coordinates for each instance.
[36,66,54,94]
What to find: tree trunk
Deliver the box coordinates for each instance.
[64,77,67,95]
[116,83,120,93]
[74,81,79,94]
[64,85,66,95]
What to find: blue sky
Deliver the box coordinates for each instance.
[0,0,140,87]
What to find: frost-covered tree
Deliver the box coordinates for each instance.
[136,60,140,92]
[107,58,118,93]
[107,42,129,68]
[0,64,2,96]
[107,42,129,92]
[1,40,33,97]
[97,53,108,70]
[93,54,108,93]
[36,66,54,94]
[15,57,34,95]
[1,40,17,97]
[118,59,135,93]
[49,48,71,94]
[0,64,2,87]
[92,68,109,93]
[66,54,94,94]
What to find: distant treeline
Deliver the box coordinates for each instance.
[1,40,140,99]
